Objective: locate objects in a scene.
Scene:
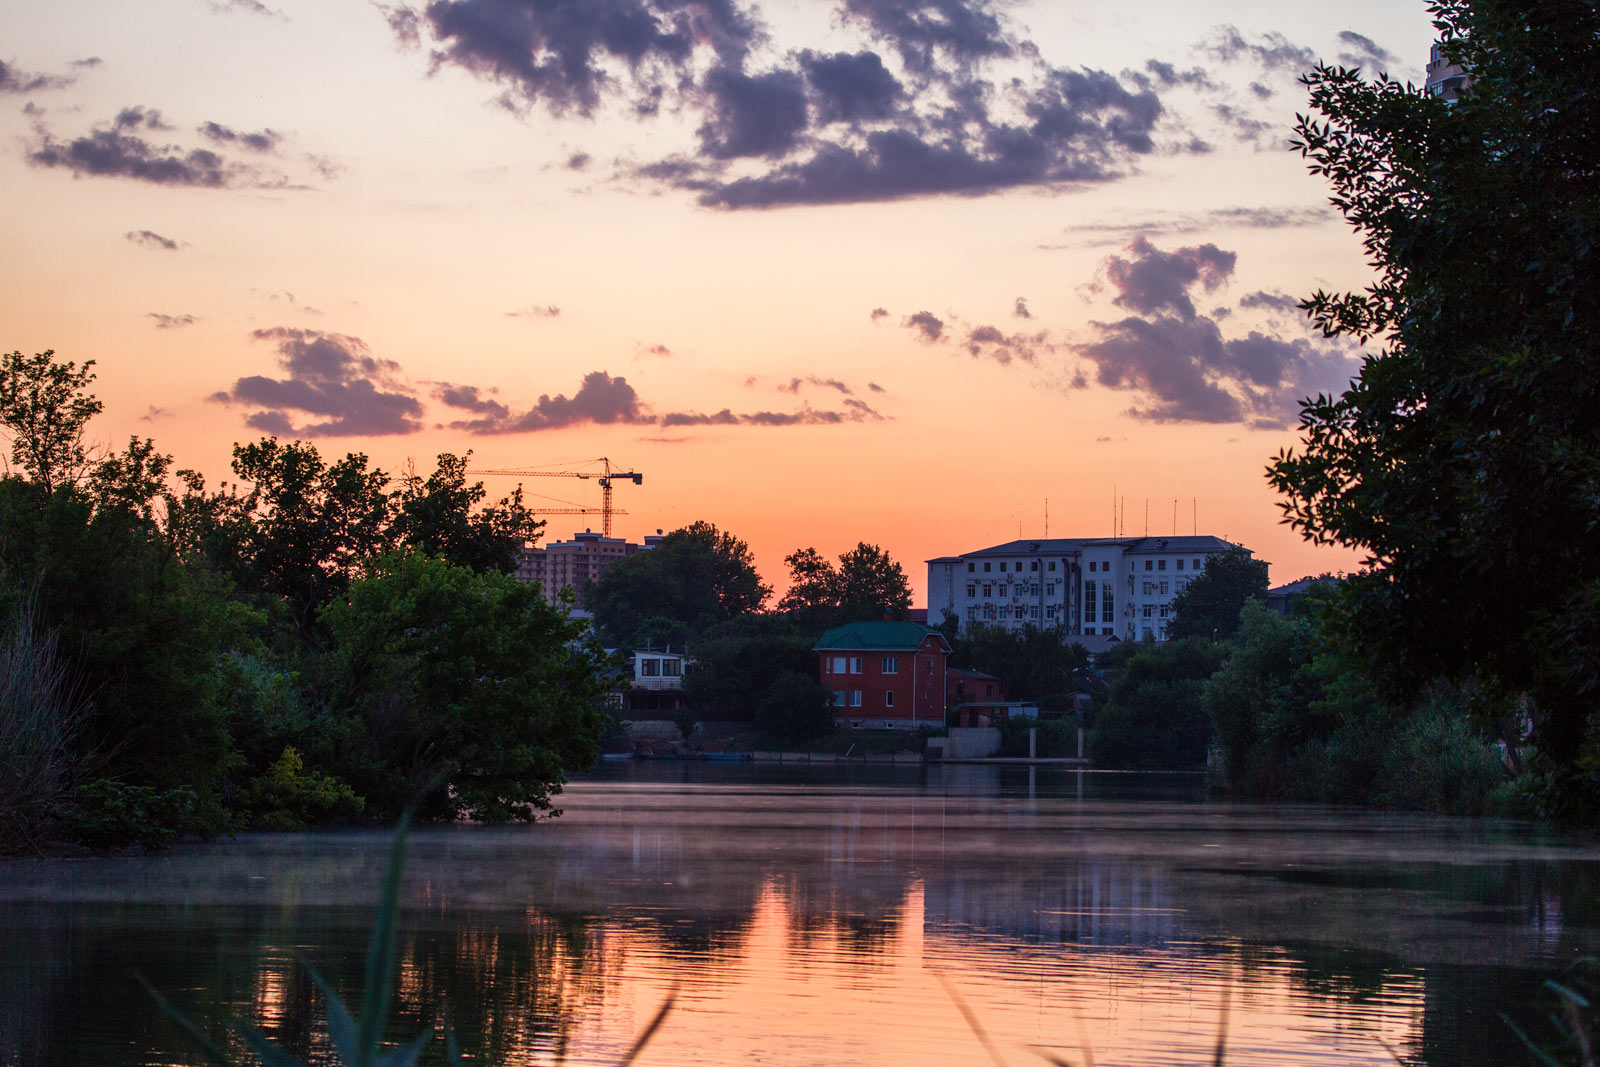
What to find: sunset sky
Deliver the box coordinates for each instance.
[2,0,1436,602]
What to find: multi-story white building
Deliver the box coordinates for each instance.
[517,529,666,608]
[927,536,1248,642]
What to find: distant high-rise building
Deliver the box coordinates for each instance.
[1425,41,1469,102]
[927,535,1249,643]
[518,529,665,608]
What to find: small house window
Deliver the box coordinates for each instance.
[882,656,899,674]
[984,562,991,572]
[849,656,862,674]
[849,690,863,707]
[885,691,895,707]
[1158,559,1167,571]
[1176,559,1185,570]
[1145,560,1153,571]
[640,659,660,677]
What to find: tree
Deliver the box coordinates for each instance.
[1266,1,1600,818]
[1167,547,1269,641]
[776,541,912,629]
[390,452,542,575]
[322,553,609,821]
[1088,639,1227,770]
[0,350,101,495]
[586,520,770,648]
[949,624,1089,703]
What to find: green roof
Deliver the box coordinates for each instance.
[813,621,950,653]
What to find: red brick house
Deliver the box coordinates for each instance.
[814,621,951,729]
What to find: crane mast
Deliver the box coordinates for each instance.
[465,457,643,537]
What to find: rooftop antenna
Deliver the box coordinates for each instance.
[1144,498,1149,538]
[1193,498,1197,536]
[1045,497,1049,538]
[1173,499,1178,536]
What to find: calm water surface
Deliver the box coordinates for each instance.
[3,764,1597,1066]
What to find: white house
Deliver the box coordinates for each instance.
[927,535,1249,642]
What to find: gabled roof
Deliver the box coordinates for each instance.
[814,621,952,653]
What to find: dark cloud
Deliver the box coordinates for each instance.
[1076,239,1359,427]
[411,0,759,117]
[658,402,884,427]
[214,328,424,436]
[1141,59,1215,90]
[1336,31,1398,71]
[198,120,282,153]
[904,310,944,343]
[442,370,648,433]
[440,369,886,433]
[0,58,75,93]
[800,49,901,123]
[697,66,809,159]
[28,107,298,188]
[566,151,591,170]
[71,57,103,68]
[867,381,885,393]
[1057,205,1331,238]
[147,313,198,329]
[638,342,672,358]
[1012,296,1031,319]
[839,0,1012,73]
[1239,289,1301,313]
[434,383,509,418]
[400,0,1180,209]
[507,303,561,318]
[125,229,181,250]
[1101,235,1235,318]
[962,324,1050,365]
[777,376,852,395]
[1212,102,1277,145]
[870,307,889,321]
[1202,26,1317,74]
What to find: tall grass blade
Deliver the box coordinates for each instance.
[1212,984,1231,1067]
[933,969,1009,1067]
[358,808,412,1067]
[301,957,360,1064]
[134,972,234,1067]
[375,1026,434,1067]
[229,1021,312,1067]
[616,985,678,1067]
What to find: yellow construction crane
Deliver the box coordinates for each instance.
[466,457,643,537]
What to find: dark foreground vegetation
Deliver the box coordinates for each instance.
[0,350,610,853]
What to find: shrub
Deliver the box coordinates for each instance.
[240,747,364,831]
[62,780,199,852]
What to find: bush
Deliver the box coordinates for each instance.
[0,602,88,853]
[61,779,199,851]
[240,747,364,831]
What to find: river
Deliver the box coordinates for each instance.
[2,764,1596,1066]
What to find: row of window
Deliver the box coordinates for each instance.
[831,690,895,708]
[967,604,1056,621]
[968,560,1059,573]
[636,659,682,677]
[965,583,1055,599]
[824,656,900,675]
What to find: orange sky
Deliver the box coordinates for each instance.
[2,0,1436,601]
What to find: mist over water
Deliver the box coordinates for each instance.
[2,765,1593,1066]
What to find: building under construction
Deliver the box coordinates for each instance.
[517,529,665,609]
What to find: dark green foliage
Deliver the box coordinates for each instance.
[681,613,816,720]
[755,671,836,746]
[0,350,101,495]
[239,747,364,831]
[777,542,913,629]
[948,623,1089,703]
[389,452,541,575]
[62,780,198,852]
[1089,639,1226,769]
[586,520,770,648]
[1268,1,1600,820]
[1204,603,1506,814]
[1167,547,1269,641]
[997,717,1077,758]
[323,553,609,821]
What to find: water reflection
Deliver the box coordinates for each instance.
[1,767,1594,1066]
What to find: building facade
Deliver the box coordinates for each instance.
[814,621,950,730]
[517,529,665,608]
[927,535,1248,642]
